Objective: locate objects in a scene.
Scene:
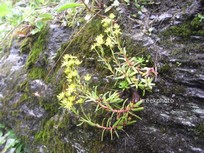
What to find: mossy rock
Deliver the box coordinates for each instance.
[26,28,48,69]
[54,19,103,68]
[162,15,204,38]
[34,112,77,153]
[34,111,105,153]
[20,28,50,80]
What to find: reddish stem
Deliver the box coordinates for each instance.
[96,99,135,113]
[96,124,114,130]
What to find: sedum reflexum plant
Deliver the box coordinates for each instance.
[91,14,156,96]
[58,14,157,140]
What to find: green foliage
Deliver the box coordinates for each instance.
[0,0,86,50]
[29,12,52,35]
[58,14,156,140]
[0,1,39,46]
[57,3,83,12]
[197,13,204,22]
[0,124,24,153]
[30,20,45,35]
[57,1,88,27]
[0,2,11,17]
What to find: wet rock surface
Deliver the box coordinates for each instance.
[0,24,72,148]
[0,0,204,152]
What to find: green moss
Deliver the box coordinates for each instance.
[55,19,103,67]
[69,19,103,54]
[26,28,48,68]
[20,93,29,102]
[20,28,49,81]
[123,36,148,56]
[34,111,105,153]
[13,93,30,108]
[39,98,59,116]
[17,81,29,92]
[28,67,47,80]
[191,16,202,29]
[20,38,32,54]
[160,64,171,74]
[162,16,204,38]
[195,124,204,139]
[11,110,21,117]
[172,85,186,94]
[34,113,73,153]
[35,119,55,142]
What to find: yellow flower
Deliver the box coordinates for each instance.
[109,13,115,19]
[65,89,72,97]
[75,59,81,65]
[66,78,72,83]
[61,60,69,67]
[66,70,78,80]
[57,92,65,101]
[95,34,104,46]
[76,98,84,104]
[64,68,71,75]
[68,96,76,103]
[60,98,73,110]
[65,102,73,110]
[91,44,96,50]
[63,54,70,61]
[102,18,111,27]
[84,74,91,81]
[68,59,75,66]
[105,37,114,48]
[72,70,78,77]
[113,28,121,35]
[68,83,77,92]
[104,27,111,33]
[113,23,120,30]
[66,74,73,80]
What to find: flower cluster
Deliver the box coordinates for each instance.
[57,55,84,110]
[91,13,121,50]
[91,14,156,95]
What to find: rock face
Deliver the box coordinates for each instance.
[0,25,73,151]
[0,0,204,152]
